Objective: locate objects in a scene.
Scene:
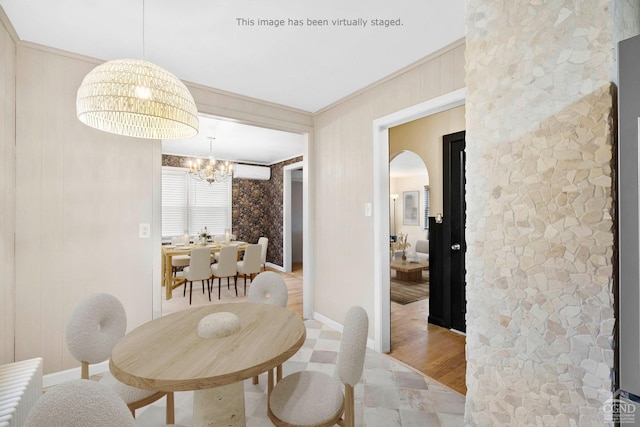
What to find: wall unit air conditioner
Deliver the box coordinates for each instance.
[233,164,271,180]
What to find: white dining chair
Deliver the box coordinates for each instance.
[268,306,368,427]
[183,247,213,304]
[170,236,190,277]
[258,236,268,270]
[211,245,238,299]
[25,379,136,427]
[237,244,262,295]
[248,271,288,386]
[65,294,174,424]
[24,379,185,427]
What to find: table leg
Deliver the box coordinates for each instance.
[161,251,166,288]
[165,254,173,300]
[193,382,245,427]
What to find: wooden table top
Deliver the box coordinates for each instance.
[162,242,248,256]
[109,303,305,392]
[390,259,429,273]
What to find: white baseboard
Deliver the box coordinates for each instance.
[43,360,110,388]
[266,262,284,272]
[313,312,375,350]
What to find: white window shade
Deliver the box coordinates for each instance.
[162,167,231,238]
[188,178,231,235]
[162,170,188,237]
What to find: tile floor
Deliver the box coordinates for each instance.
[135,319,465,426]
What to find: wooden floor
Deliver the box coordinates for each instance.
[390,298,467,395]
[162,263,466,395]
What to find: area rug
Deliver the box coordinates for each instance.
[390,277,429,305]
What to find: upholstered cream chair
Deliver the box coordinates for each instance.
[268,306,368,427]
[24,379,136,427]
[170,236,189,277]
[182,247,213,304]
[211,245,238,299]
[237,244,262,295]
[258,236,268,270]
[248,271,288,307]
[248,271,289,385]
[24,379,184,427]
[65,294,174,424]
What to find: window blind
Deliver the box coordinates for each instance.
[424,186,430,230]
[162,167,231,238]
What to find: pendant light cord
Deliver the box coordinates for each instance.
[142,0,146,59]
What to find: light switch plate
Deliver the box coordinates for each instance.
[364,202,372,217]
[139,223,151,239]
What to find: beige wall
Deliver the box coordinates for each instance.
[0,9,17,365]
[14,43,162,374]
[312,40,465,334]
[389,104,465,215]
[390,176,428,247]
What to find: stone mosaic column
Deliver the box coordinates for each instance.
[465,1,638,424]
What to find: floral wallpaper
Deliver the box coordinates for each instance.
[162,154,303,267]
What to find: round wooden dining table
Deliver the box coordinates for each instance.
[109,302,306,427]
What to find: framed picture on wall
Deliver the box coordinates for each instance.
[403,191,419,226]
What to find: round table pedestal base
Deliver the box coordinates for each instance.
[193,382,246,426]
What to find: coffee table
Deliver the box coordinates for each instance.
[390,259,429,282]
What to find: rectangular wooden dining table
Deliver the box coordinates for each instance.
[161,242,248,300]
[109,302,306,427]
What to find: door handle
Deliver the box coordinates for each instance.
[451,243,461,250]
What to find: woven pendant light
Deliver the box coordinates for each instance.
[76,58,199,139]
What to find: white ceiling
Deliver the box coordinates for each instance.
[0,0,465,164]
[163,115,304,165]
[0,0,465,113]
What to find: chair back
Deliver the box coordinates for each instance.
[24,379,136,427]
[258,237,268,264]
[215,245,238,277]
[336,306,369,387]
[66,294,127,365]
[248,271,288,307]
[185,247,212,281]
[240,244,262,274]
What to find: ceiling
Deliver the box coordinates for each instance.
[1,0,465,113]
[163,115,304,165]
[0,0,465,164]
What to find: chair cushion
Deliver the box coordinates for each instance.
[172,255,190,267]
[99,372,160,404]
[269,371,343,426]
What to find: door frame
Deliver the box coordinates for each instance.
[283,161,303,273]
[372,88,466,353]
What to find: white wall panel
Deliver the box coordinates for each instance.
[0,8,17,365]
[14,45,158,374]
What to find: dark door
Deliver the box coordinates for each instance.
[443,131,466,332]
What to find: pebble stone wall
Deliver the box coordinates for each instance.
[465,1,638,425]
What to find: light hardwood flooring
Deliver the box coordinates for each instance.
[163,263,466,395]
[390,298,467,395]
